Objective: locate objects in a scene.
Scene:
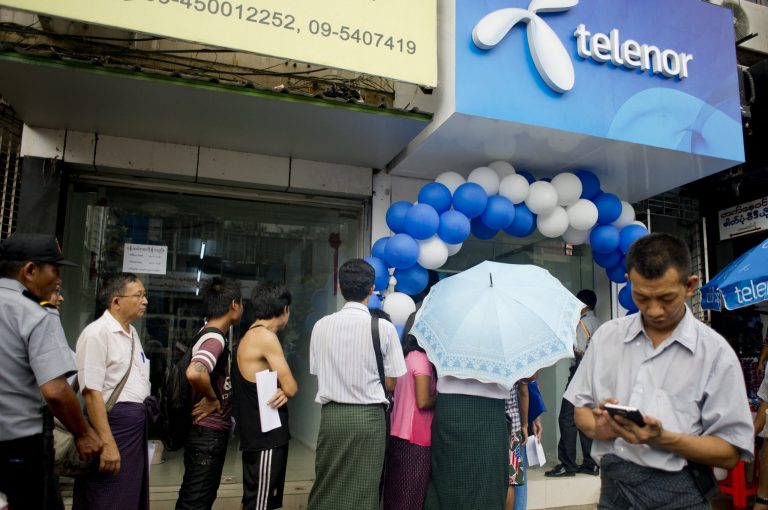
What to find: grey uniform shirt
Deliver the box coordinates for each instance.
[564,306,754,472]
[575,309,600,354]
[0,278,76,440]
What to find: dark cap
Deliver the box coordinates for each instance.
[0,233,79,267]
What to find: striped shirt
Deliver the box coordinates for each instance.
[310,301,406,405]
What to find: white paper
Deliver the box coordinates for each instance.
[255,369,282,433]
[147,441,156,472]
[525,435,547,467]
[122,243,168,275]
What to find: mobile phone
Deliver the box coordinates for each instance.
[603,403,646,427]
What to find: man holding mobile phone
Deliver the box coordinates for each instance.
[565,233,754,509]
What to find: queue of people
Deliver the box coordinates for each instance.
[0,230,763,510]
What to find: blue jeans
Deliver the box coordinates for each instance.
[175,425,230,510]
[514,447,527,510]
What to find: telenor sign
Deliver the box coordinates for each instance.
[458,0,742,163]
[0,0,437,86]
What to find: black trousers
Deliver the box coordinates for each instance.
[0,433,63,510]
[556,361,597,471]
[175,425,230,510]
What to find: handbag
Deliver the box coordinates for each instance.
[54,336,136,477]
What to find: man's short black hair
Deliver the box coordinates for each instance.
[99,272,141,309]
[339,258,374,302]
[0,260,27,278]
[251,282,292,320]
[202,277,242,318]
[576,289,597,310]
[626,233,691,283]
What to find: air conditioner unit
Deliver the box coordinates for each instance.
[709,0,768,55]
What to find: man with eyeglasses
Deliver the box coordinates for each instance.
[74,272,152,510]
[0,233,103,510]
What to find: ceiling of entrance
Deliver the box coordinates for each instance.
[388,112,742,203]
[0,52,430,169]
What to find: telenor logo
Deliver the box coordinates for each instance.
[472,0,578,94]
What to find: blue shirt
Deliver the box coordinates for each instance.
[0,278,76,440]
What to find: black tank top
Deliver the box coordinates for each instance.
[234,324,290,451]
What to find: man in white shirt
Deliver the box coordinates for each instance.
[308,258,406,510]
[565,233,754,509]
[74,273,152,510]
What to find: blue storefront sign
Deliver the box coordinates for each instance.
[456,0,743,162]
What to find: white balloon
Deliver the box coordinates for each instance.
[446,242,463,256]
[499,174,530,204]
[567,199,599,231]
[537,206,569,238]
[525,181,558,215]
[417,236,449,270]
[562,226,590,245]
[551,172,583,207]
[631,220,648,228]
[382,292,417,326]
[468,166,501,195]
[488,160,516,179]
[612,201,636,228]
[435,171,466,195]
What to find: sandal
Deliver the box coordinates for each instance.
[755,495,768,509]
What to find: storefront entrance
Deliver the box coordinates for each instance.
[59,180,364,489]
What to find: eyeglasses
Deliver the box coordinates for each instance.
[117,292,148,299]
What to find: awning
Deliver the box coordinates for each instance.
[0,50,430,169]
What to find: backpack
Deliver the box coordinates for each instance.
[157,326,221,451]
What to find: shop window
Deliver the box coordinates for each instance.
[61,184,362,489]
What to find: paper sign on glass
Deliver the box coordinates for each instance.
[255,369,282,433]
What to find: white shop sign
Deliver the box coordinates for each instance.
[122,243,168,275]
[718,197,768,240]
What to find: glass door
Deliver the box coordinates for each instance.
[61,183,363,487]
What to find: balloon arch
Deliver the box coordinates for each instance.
[368,161,646,322]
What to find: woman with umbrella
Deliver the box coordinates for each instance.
[412,261,584,509]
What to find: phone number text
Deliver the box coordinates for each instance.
[140,0,418,55]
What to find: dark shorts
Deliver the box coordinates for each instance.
[242,444,289,510]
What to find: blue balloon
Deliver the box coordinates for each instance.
[368,293,382,310]
[386,201,412,233]
[471,216,498,240]
[394,264,429,295]
[364,256,390,291]
[395,324,405,341]
[438,209,471,244]
[575,170,601,199]
[404,203,440,240]
[606,260,627,284]
[592,249,623,269]
[372,237,389,261]
[453,182,489,219]
[504,203,535,237]
[593,192,623,225]
[590,225,620,254]
[418,182,453,214]
[619,224,649,254]
[618,284,638,312]
[481,195,516,230]
[517,170,536,184]
[384,233,419,269]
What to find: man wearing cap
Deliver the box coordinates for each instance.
[0,233,103,510]
[546,289,602,477]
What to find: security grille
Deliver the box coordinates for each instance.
[0,99,22,240]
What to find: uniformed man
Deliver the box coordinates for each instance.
[0,233,103,509]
